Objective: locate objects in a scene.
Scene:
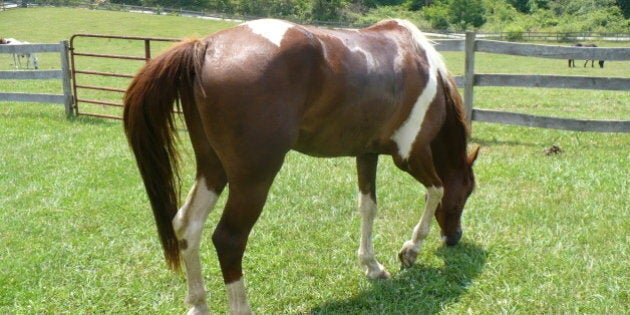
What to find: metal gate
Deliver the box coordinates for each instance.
[69,34,179,119]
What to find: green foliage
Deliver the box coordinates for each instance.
[422,0,485,30]
[503,24,525,40]
[311,0,350,21]
[27,0,630,31]
[423,2,450,29]
[620,0,630,18]
[506,0,547,13]
[354,4,426,26]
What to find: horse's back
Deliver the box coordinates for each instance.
[195,19,444,157]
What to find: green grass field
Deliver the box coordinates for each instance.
[1,7,628,314]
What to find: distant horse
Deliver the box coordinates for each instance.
[0,37,39,69]
[568,43,604,68]
[124,19,479,314]
[582,44,604,68]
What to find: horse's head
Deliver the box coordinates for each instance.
[435,146,479,246]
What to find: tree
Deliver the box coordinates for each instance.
[448,0,485,29]
[619,0,630,18]
[311,0,348,21]
[423,0,486,30]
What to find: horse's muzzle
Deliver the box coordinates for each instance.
[442,228,462,246]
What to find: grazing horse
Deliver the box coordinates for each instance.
[124,19,479,314]
[582,44,604,68]
[0,37,39,69]
[568,43,604,68]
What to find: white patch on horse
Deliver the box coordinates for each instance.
[226,278,252,315]
[390,20,448,160]
[349,46,378,73]
[244,19,293,47]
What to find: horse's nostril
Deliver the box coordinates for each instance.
[443,228,462,246]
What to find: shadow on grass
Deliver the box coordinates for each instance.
[309,242,487,314]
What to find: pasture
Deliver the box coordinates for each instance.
[1,7,628,314]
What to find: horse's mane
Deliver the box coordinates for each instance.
[433,72,471,171]
[444,74,470,139]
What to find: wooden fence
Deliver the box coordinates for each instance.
[0,41,73,117]
[435,33,630,133]
[2,34,628,133]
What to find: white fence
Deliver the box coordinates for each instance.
[0,41,73,116]
[435,33,630,133]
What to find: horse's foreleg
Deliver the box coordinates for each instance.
[172,176,223,315]
[356,154,390,279]
[11,53,19,69]
[396,146,444,268]
[398,185,444,268]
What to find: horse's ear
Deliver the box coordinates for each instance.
[468,146,480,166]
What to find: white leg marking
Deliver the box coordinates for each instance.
[244,19,294,47]
[399,186,444,267]
[357,193,390,279]
[391,20,449,160]
[172,177,219,315]
[226,278,253,315]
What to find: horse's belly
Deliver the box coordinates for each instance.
[292,117,389,157]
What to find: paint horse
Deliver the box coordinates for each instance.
[124,19,479,314]
[0,37,39,69]
[568,43,604,68]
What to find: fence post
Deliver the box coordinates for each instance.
[464,31,476,128]
[59,40,74,118]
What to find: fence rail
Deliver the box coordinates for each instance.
[0,41,73,116]
[434,33,630,133]
[69,34,179,119]
[3,31,629,133]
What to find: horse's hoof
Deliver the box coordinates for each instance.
[187,304,209,315]
[367,268,391,280]
[398,242,419,268]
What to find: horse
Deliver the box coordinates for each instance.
[568,43,604,68]
[0,37,39,69]
[123,18,479,314]
[582,44,604,68]
[568,43,583,67]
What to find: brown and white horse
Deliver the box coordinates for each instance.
[124,19,479,314]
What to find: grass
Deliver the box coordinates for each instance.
[1,7,629,314]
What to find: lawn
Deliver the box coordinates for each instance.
[1,7,628,314]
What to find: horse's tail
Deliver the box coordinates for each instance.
[123,38,206,271]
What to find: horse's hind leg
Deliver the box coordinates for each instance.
[173,152,227,315]
[212,172,281,315]
[395,146,444,268]
[356,154,390,279]
[174,101,228,315]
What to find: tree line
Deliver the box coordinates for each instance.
[25,0,630,32]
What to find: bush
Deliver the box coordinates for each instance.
[422,0,486,30]
[503,24,525,40]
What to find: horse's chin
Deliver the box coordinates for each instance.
[441,228,462,246]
